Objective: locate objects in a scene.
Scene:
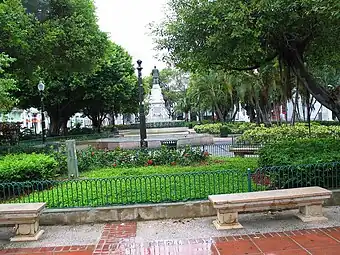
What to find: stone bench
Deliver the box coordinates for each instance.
[229,146,259,157]
[208,187,332,230]
[0,203,46,241]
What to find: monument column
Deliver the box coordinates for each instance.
[146,66,171,123]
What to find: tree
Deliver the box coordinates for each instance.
[188,70,235,122]
[0,0,109,134]
[159,68,189,119]
[0,53,17,111]
[154,0,340,120]
[82,43,138,132]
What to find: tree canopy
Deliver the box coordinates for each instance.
[0,53,16,111]
[83,42,138,131]
[0,0,111,134]
[154,0,340,119]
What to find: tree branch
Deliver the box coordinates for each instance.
[230,54,278,71]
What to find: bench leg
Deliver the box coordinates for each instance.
[297,204,328,223]
[10,219,44,242]
[213,210,243,230]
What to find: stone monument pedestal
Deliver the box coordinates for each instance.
[146,82,170,123]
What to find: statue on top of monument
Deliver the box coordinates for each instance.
[151,66,160,84]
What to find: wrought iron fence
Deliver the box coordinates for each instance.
[0,141,261,158]
[0,170,249,208]
[251,162,340,191]
[1,161,340,209]
[192,144,261,157]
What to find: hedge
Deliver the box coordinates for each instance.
[194,122,256,135]
[258,138,340,167]
[238,124,340,144]
[0,154,58,182]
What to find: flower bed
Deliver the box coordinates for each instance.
[77,146,209,171]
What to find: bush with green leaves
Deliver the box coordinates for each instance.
[253,162,340,190]
[77,146,209,171]
[0,154,58,182]
[194,122,256,135]
[238,124,340,145]
[0,143,67,175]
[258,138,340,167]
[194,123,222,134]
[220,125,231,137]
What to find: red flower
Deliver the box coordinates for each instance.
[171,161,176,166]
[112,163,117,167]
[91,152,95,156]
[147,159,153,165]
[203,151,209,157]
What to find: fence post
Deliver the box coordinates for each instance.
[66,140,79,178]
[247,168,252,192]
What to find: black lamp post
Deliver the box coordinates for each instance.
[37,81,46,144]
[137,60,147,148]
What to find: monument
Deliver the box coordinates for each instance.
[146,66,171,123]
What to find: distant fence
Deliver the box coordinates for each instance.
[1,162,339,209]
[0,141,260,158]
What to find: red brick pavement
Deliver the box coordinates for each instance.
[1,224,340,254]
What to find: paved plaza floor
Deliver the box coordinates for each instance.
[1,207,340,255]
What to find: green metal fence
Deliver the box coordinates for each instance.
[251,162,340,191]
[0,170,249,208]
[1,162,340,209]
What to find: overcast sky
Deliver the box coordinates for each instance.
[94,0,168,76]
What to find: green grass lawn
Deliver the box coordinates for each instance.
[8,157,258,208]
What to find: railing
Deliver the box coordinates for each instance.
[0,142,262,158]
[192,144,261,157]
[1,162,340,209]
[251,162,340,191]
[0,170,249,208]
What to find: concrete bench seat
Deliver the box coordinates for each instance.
[208,187,332,230]
[229,147,259,157]
[0,203,46,241]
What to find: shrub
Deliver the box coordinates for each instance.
[77,146,209,171]
[194,123,222,134]
[220,125,231,137]
[194,122,256,135]
[68,127,95,135]
[252,162,340,190]
[238,124,340,144]
[0,154,58,182]
[258,138,340,167]
[0,122,21,145]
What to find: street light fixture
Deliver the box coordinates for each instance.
[37,81,46,144]
[137,60,147,148]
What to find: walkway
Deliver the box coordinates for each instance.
[1,207,340,254]
[1,225,340,254]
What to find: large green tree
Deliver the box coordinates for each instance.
[1,0,108,134]
[0,53,17,111]
[82,43,138,131]
[154,0,340,119]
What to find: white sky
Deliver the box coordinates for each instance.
[94,0,168,76]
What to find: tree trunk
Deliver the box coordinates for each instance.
[291,85,299,126]
[257,102,271,127]
[245,104,256,122]
[306,91,311,136]
[215,104,224,121]
[285,48,340,121]
[49,114,60,136]
[91,115,100,132]
[61,119,68,135]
